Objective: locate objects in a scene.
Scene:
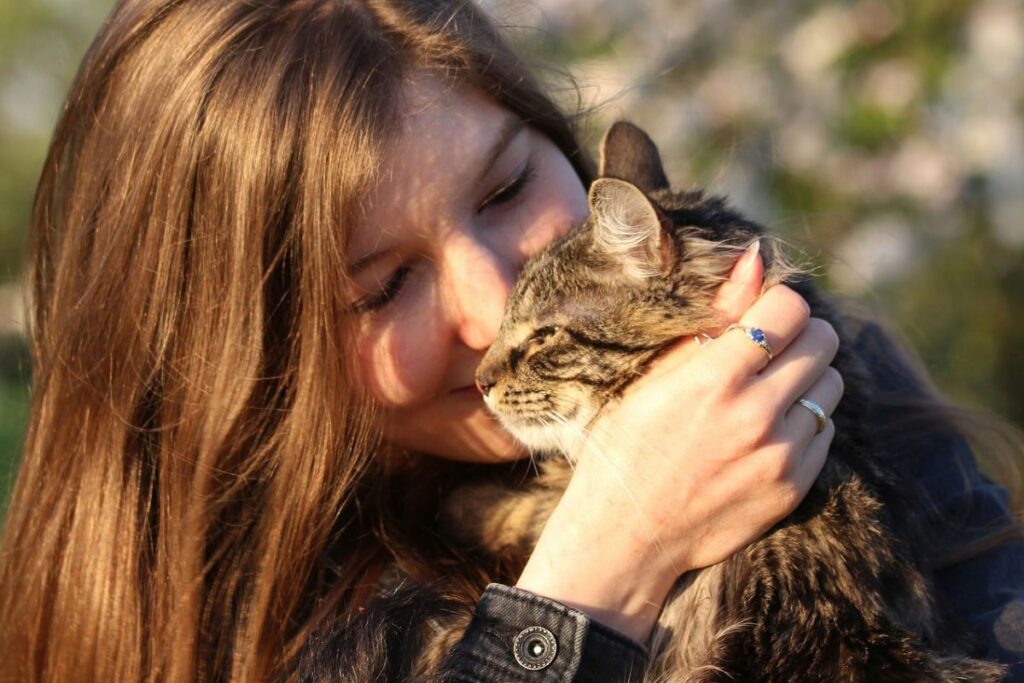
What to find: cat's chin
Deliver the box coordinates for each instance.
[494,412,595,461]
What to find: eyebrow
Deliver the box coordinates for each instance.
[347,114,527,276]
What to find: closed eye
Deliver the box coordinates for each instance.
[351,265,412,313]
[477,161,536,214]
[528,325,560,346]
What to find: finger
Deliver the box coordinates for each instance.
[781,366,843,446]
[705,284,811,377]
[710,240,764,328]
[791,417,834,499]
[754,318,841,412]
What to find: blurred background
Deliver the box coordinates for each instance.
[1,0,1022,516]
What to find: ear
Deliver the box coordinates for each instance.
[598,121,670,194]
[588,178,673,280]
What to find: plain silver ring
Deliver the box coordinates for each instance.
[797,398,827,435]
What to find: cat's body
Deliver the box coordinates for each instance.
[437,123,1005,682]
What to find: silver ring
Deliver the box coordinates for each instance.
[797,398,827,434]
[727,324,773,360]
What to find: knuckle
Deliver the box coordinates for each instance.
[754,446,791,484]
[700,359,729,387]
[765,452,791,482]
[691,364,725,398]
[777,480,803,513]
[776,286,811,321]
[808,318,840,355]
[701,362,744,400]
[739,404,776,445]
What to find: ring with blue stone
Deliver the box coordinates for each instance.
[726,324,773,360]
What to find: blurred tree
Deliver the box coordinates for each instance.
[498,0,1024,432]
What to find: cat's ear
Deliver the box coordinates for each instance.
[589,177,674,280]
[598,121,670,194]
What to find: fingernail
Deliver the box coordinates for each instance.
[739,239,760,274]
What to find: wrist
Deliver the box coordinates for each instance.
[516,567,671,644]
[516,494,680,643]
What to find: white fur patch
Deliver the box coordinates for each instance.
[485,393,596,457]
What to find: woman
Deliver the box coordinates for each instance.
[0,0,1019,681]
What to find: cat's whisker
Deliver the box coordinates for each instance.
[591,416,678,471]
[537,412,576,474]
[553,392,679,471]
[527,452,541,478]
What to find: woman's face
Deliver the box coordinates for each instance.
[349,75,589,463]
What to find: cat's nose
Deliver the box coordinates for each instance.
[475,366,497,398]
[474,378,493,397]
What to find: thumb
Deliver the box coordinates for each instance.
[710,240,764,331]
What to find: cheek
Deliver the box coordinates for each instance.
[356,300,446,407]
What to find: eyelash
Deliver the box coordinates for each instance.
[356,162,537,313]
[476,161,537,214]
[352,265,412,313]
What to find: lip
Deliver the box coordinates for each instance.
[450,384,481,397]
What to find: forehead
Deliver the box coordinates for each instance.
[349,74,519,258]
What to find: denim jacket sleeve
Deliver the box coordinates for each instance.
[439,583,648,683]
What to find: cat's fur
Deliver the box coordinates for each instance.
[437,122,1006,682]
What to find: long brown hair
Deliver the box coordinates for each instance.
[0,1,589,680]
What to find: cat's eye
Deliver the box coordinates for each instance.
[527,325,560,346]
[351,265,412,313]
[477,161,537,214]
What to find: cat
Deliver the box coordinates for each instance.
[438,121,1006,682]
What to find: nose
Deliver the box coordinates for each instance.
[442,235,516,350]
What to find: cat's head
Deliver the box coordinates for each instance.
[475,122,775,455]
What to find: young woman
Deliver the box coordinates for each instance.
[0,1,1019,681]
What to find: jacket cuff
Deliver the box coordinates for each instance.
[441,583,648,682]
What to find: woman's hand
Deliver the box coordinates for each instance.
[516,243,844,643]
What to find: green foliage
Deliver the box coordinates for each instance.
[0,334,30,518]
[836,101,912,150]
[0,376,29,519]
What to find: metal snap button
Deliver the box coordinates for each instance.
[513,625,557,670]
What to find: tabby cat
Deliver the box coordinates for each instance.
[439,122,1005,682]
